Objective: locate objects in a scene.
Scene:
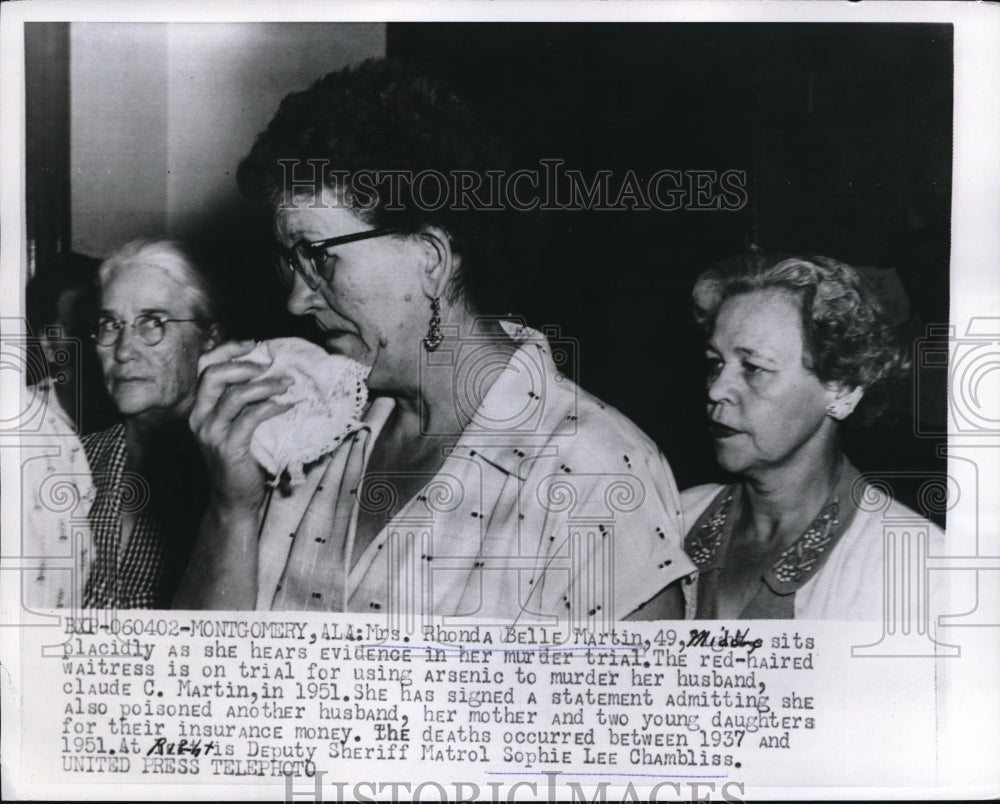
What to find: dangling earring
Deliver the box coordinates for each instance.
[423,297,443,351]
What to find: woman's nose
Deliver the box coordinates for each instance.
[113,326,139,362]
[285,271,323,317]
[707,362,737,405]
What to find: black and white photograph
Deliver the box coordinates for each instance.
[2,2,998,801]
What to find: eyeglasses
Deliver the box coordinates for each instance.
[272,227,403,291]
[91,313,204,347]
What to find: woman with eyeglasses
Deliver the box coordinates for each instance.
[174,59,694,618]
[83,238,222,608]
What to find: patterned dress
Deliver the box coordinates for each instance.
[82,423,206,609]
[255,322,696,622]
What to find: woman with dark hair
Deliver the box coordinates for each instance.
[175,58,693,618]
[675,253,944,619]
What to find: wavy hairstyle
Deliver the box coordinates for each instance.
[692,253,911,425]
[236,58,518,314]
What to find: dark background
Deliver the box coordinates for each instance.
[390,23,952,514]
[26,23,952,520]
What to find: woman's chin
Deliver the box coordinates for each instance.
[111,388,155,418]
[713,445,752,476]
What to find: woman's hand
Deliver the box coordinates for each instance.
[188,340,292,514]
[175,341,292,610]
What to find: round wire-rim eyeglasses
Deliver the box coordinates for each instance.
[91,313,206,347]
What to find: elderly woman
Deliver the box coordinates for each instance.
[175,58,693,618]
[83,239,221,608]
[677,253,943,619]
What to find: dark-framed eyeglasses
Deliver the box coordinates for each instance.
[90,313,205,347]
[272,227,404,291]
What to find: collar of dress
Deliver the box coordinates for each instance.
[684,460,863,595]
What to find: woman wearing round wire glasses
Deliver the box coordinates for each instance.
[175,59,694,618]
[83,238,222,608]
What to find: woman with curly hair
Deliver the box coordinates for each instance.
[673,253,942,619]
[175,59,693,618]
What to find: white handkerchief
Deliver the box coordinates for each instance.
[199,338,371,486]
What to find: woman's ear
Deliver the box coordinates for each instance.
[417,226,457,300]
[824,383,864,421]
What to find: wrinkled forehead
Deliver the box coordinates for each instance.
[100,261,199,314]
[273,185,369,242]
